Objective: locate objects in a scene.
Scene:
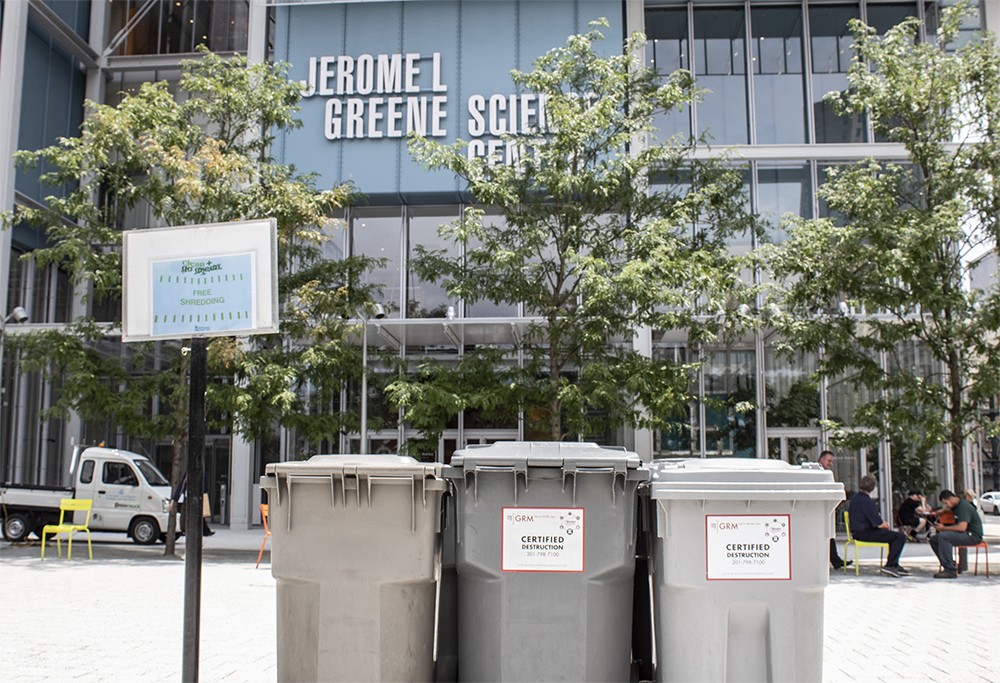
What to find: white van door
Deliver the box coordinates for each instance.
[71,458,99,525]
[92,459,143,531]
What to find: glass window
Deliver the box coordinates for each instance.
[351,208,403,317]
[751,7,807,144]
[407,207,460,318]
[109,0,249,56]
[654,345,696,454]
[765,346,819,427]
[646,8,692,140]
[79,460,95,484]
[925,0,982,51]
[103,462,138,486]
[693,8,749,144]
[809,5,866,143]
[700,165,752,252]
[135,459,170,486]
[867,4,920,142]
[703,347,757,458]
[866,3,920,34]
[466,210,519,318]
[756,163,812,243]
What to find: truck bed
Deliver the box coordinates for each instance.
[0,483,74,510]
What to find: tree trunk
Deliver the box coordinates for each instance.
[548,322,562,441]
[948,350,965,495]
[164,348,191,556]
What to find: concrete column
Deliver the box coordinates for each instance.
[632,325,655,462]
[0,0,29,313]
[228,0,269,529]
[985,0,1000,34]
[229,434,254,530]
[247,0,268,65]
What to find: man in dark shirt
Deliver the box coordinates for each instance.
[847,474,908,577]
[929,489,985,579]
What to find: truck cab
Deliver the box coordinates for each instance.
[70,447,173,544]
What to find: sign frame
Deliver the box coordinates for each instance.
[704,513,792,581]
[122,219,278,342]
[501,506,585,573]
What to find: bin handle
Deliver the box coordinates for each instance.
[562,465,627,506]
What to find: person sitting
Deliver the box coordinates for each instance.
[847,474,909,577]
[929,489,984,579]
[897,490,931,540]
[818,450,851,570]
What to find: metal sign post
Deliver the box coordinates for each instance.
[182,337,207,682]
[121,219,277,683]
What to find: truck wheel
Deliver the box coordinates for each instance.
[2,512,32,542]
[131,517,160,545]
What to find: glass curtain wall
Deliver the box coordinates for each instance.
[703,347,757,457]
[764,345,820,430]
[750,6,808,144]
[809,4,866,143]
[756,163,812,243]
[108,0,249,56]
[646,8,691,139]
[407,206,459,318]
[644,2,935,146]
[693,7,749,144]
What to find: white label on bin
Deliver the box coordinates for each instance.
[501,507,584,572]
[705,514,791,581]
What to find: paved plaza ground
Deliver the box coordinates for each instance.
[1,517,997,682]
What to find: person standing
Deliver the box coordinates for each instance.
[170,472,214,537]
[848,474,909,577]
[929,490,984,579]
[819,450,851,570]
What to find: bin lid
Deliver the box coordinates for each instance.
[448,441,643,470]
[647,457,844,501]
[265,454,441,478]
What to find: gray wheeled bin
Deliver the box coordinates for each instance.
[260,455,448,682]
[645,458,844,682]
[444,442,649,682]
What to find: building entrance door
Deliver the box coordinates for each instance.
[204,437,230,525]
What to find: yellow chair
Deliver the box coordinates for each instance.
[843,510,889,575]
[41,498,93,560]
[256,503,271,569]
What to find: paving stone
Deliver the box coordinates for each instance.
[2,520,996,682]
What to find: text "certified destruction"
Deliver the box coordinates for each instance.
[501,507,584,572]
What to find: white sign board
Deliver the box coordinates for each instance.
[501,507,584,572]
[705,514,791,581]
[122,219,278,342]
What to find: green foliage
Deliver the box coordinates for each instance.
[763,4,1000,492]
[404,21,754,442]
[9,50,373,453]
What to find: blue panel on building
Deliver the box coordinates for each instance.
[275,0,623,202]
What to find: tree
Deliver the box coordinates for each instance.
[10,51,375,552]
[764,4,1000,494]
[395,21,754,444]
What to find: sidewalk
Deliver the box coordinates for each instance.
[1,519,997,682]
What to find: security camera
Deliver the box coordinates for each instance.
[372,303,387,320]
[9,306,28,324]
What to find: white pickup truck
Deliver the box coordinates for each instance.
[0,446,174,544]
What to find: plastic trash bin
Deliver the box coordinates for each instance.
[260,455,448,683]
[443,442,649,682]
[644,458,844,683]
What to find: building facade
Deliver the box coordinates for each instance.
[1,0,996,530]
